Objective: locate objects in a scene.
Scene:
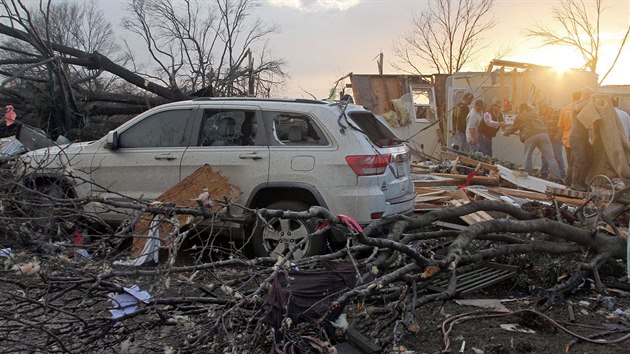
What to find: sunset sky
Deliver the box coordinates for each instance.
[100,0,630,98]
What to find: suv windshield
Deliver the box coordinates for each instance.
[347,111,402,148]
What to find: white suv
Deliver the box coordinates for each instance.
[17,98,415,258]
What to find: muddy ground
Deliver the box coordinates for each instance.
[0,229,629,353]
[398,282,630,353]
[1,248,628,353]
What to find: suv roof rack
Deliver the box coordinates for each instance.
[191,97,328,105]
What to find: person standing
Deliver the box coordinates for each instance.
[568,88,594,191]
[503,103,562,180]
[451,92,473,151]
[466,99,484,153]
[539,100,565,179]
[558,91,581,186]
[478,98,505,157]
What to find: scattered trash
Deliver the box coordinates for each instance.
[114,215,161,266]
[499,323,536,334]
[330,313,349,331]
[4,105,16,126]
[0,138,24,158]
[599,296,617,311]
[194,187,212,207]
[72,229,85,246]
[390,345,415,354]
[11,260,40,275]
[455,299,510,312]
[613,308,630,320]
[567,302,576,322]
[107,285,151,319]
[0,247,12,258]
[74,248,91,260]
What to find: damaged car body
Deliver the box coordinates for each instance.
[15,98,415,258]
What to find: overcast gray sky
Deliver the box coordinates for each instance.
[99,0,630,99]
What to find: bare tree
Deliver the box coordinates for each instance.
[526,0,630,83]
[121,0,287,97]
[0,0,287,139]
[393,0,496,75]
[0,0,125,136]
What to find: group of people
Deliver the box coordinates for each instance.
[451,93,506,157]
[558,89,630,191]
[452,89,630,189]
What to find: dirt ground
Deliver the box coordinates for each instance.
[390,269,630,354]
[1,235,629,353]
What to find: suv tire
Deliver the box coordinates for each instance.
[251,201,326,259]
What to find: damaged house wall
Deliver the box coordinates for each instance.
[349,74,445,160]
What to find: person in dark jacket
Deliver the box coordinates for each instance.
[568,88,594,191]
[451,92,473,151]
[504,103,561,180]
[539,100,565,179]
[478,98,505,156]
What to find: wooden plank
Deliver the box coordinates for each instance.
[414,179,461,187]
[432,173,501,186]
[414,187,451,195]
[496,164,565,193]
[415,195,452,203]
[465,186,502,201]
[546,186,588,199]
[132,164,241,257]
[441,151,498,172]
[491,187,584,206]
[447,195,494,225]
[433,221,468,231]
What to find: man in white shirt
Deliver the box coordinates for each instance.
[466,99,484,152]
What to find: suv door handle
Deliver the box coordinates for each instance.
[154,154,177,161]
[239,152,263,160]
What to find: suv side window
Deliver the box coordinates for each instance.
[197,109,261,146]
[118,109,194,148]
[265,111,328,146]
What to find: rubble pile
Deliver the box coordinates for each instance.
[0,147,629,353]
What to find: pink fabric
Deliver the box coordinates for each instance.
[5,105,16,126]
[315,214,363,235]
[336,214,363,233]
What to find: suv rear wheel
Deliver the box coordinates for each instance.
[251,201,326,259]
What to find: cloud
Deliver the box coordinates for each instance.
[267,0,361,12]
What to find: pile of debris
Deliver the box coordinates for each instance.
[411,148,607,210]
[1,147,629,353]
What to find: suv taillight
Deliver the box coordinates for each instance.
[346,154,391,176]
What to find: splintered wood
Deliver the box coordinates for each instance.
[131,164,241,257]
[414,187,493,224]
[412,147,589,210]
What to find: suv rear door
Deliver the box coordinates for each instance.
[180,104,270,213]
[265,109,355,198]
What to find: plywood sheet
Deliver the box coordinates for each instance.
[132,164,240,257]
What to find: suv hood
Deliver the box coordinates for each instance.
[26,141,94,158]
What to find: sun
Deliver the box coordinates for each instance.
[551,62,571,73]
[511,46,585,74]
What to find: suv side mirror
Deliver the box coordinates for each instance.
[104,130,119,150]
